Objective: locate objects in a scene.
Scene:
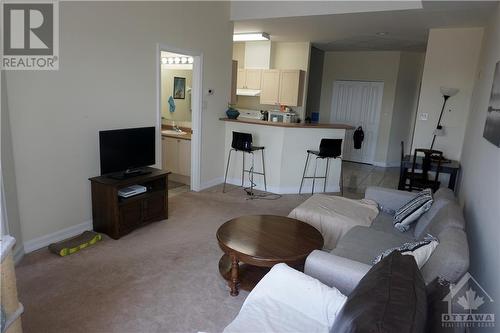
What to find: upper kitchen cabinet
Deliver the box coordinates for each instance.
[237,69,262,89]
[279,70,305,107]
[260,69,280,105]
[260,69,305,106]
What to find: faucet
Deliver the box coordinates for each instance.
[172,121,182,132]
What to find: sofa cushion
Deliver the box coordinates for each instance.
[413,197,452,239]
[330,252,427,333]
[415,202,466,240]
[421,227,469,284]
[371,211,415,241]
[332,226,409,265]
[434,187,457,202]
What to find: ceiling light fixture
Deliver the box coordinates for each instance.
[233,32,270,42]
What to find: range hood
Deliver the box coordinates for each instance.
[236,88,261,97]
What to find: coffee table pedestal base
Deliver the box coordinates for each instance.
[218,254,271,296]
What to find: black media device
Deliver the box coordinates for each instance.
[99,126,155,179]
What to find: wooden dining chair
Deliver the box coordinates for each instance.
[407,149,443,193]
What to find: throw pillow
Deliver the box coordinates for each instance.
[394,188,434,232]
[373,234,439,268]
[331,251,427,333]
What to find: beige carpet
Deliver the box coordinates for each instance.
[16,186,307,333]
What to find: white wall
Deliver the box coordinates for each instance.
[411,28,483,160]
[5,2,233,245]
[387,52,425,164]
[459,4,500,322]
[319,51,401,165]
[1,72,24,259]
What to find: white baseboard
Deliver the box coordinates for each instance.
[13,245,25,265]
[373,161,400,168]
[23,220,93,253]
[224,178,340,195]
[198,177,224,191]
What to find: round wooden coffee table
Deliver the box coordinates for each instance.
[216,215,324,296]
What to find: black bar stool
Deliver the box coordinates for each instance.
[299,139,343,195]
[223,131,267,195]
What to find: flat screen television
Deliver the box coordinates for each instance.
[99,126,155,178]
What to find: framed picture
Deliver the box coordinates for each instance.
[173,77,186,99]
[483,61,500,147]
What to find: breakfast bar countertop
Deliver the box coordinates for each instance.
[219,117,355,130]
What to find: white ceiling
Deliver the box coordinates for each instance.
[233,1,498,51]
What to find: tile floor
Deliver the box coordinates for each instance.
[342,161,400,199]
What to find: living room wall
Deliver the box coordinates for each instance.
[319,51,401,166]
[459,3,500,323]
[4,2,233,248]
[411,28,483,161]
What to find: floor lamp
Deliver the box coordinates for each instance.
[430,87,459,150]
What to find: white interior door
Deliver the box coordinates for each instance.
[330,80,383,164]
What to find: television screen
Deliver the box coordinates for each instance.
[99,126,155,175]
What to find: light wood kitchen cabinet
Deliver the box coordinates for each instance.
[279,70,305,107]
[259,69,280,105]
[237,69,262,89]
[244,69,262,89]
[237,68,246,89]
[162,136,191,177]
[260,69,305,106]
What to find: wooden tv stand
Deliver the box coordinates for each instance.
[89,167,170,239]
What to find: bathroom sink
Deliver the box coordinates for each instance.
[162,129,186,135]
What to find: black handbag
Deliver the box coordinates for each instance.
[353,126,364,149]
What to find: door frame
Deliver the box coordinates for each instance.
[156,43,203,191]
[330,80,384,165]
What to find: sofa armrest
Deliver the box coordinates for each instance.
[304,250,371,295]
[364,186,417,213]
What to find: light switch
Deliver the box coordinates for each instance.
[420,113,429,121]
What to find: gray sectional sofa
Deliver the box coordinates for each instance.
[304,186,469,295]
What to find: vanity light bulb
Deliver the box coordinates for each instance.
[181,57,187,64]
[174,57,181,64]
[188,57,194,64]
[161,57,168,65]
[167,57,174,64]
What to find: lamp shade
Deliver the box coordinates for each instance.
[440,87,459,97]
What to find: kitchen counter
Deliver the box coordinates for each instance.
[222,118,350,194]
[220,117,354,130]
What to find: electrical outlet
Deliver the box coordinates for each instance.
[420,113,429,121]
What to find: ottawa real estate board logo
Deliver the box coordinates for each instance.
[1,1,59,70]
[442,272,495,329]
